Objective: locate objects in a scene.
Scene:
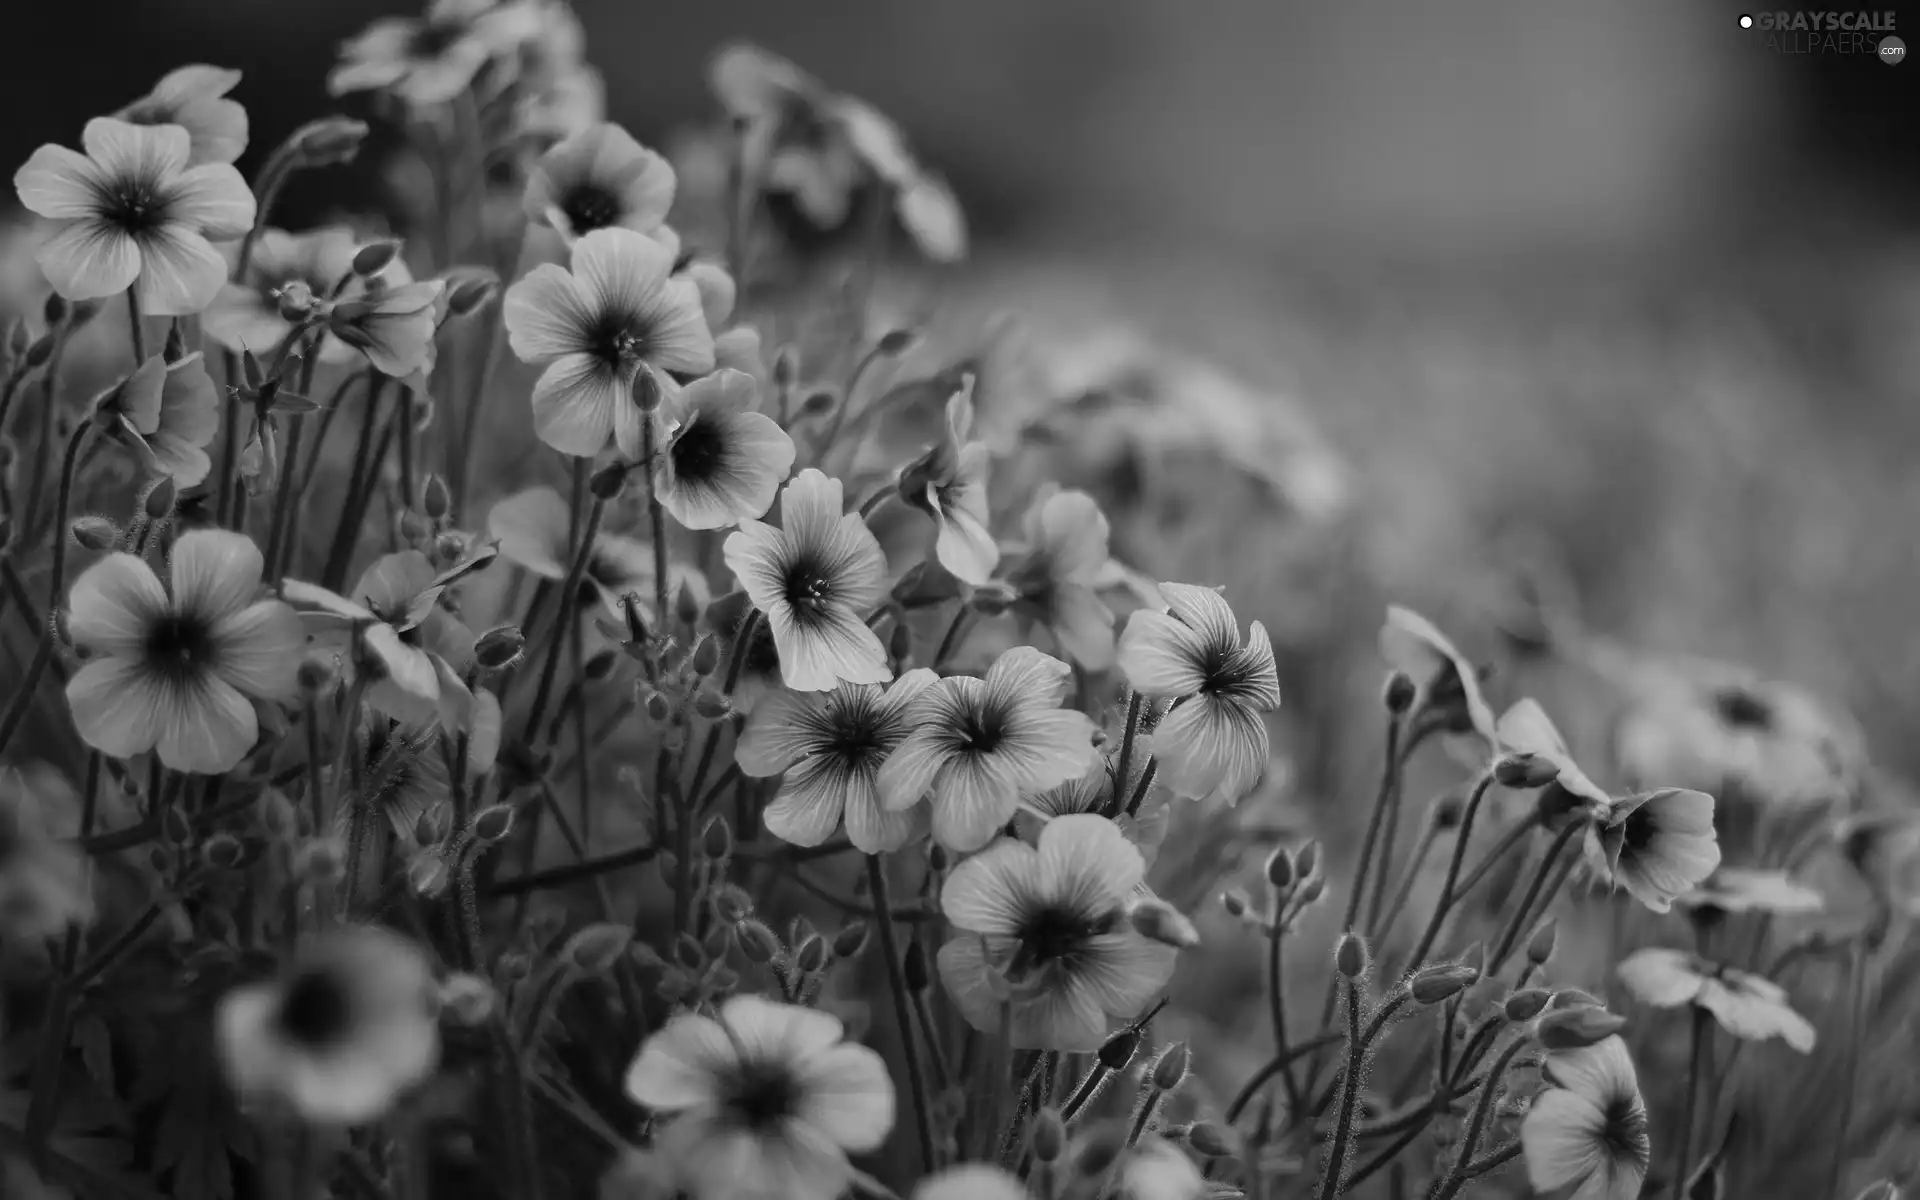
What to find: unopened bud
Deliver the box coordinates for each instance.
[795,390,835,421]
[771,346,799,388]
[1293,876,1326,908]
[1334,933,1369,979]
[1097,1027,1140,1071]
[968,581,1017,616]
[256,788,299,839]
[671,932,705,972]
[25,333,55,368]
[1495,753,1560,789]
[1150,1041,1191,1091]
[475,625,526,670]
[1409,962,1480,1005]
[159,803,192,847]
[831,921,869,959]
[275,279,316,321]
[419,474,450,521]
[589,461,629,499]
[446,271,500,316]
[351,241,402,278]
[1549,988,1604,1011]
[711,884,753,925]
[903,940,930,991]
[1431,789,1466,830]
[584,649,618,680]
[888,621,913,661]
[693,690,732,720]
[297,655,337,693]
[43,293,69,328]
[632,370,662,413]
[407,852,450,896]
[1220,888,1252,919]
[675,582,703,627]
[734,919,782,964]
[928,844,949,873]
[689,635,720,675]
[1535,1005,1628,1050]
[702,816,733,860]
[565,923,633,972]
[875,328,919,355]
[794,933,829,973]
[289,116,370,167]
[644,690,672,722]
[1186,1122,1235,1159]
[1293,841,1320,880]
[71,515,119,551]
[1503,988,1551,1023]
[1526,920,1558,966]
[472,804,516,842]
[1030,1107,1066,1163]
[162,321,188,363]
[201,832,245,871]
[1127,896,1200,949]
[69,299,102,328]
[414,805,452,846]
[1384,670,1416,714]
[294,837,347,883]
[1264,847,1295,891]
[703,923,732,962]
[437,973,496,1024]
[1072,1122,1130,1179]
[143,476,177,521]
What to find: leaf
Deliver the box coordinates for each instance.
[127,1012,257,1200]
[0,1090,164,1200]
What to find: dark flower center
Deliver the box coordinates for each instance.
[1018,904,1113,965]
[407,21,467,59]
[782,558,836,619]
[276,967,355,1050]
[142,613,216,681]
[744,619,782,677]
[1712,686,1773,731]
[723,1060,801,1131]
[1600,1095,1649,1164]
[586,312,647,370]
[670,416,728,484]
[560,182,624,234]
[954,703,1007,756]
[119,98,176,128]
[100,178,167,236]
[1621,805,1660,855]
[827,697,889,765]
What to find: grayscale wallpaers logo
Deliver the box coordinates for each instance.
[1737,10,1903,60]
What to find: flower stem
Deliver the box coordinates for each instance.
[1444,816,1538,910]
[1432,1034,1531,1200]
[1222,1031,1346,1124]
[125,289,145,364]
[1265,909,1307,1122]
[1371,819,1441,942]
[1822,939,1869,1200]
[1314,977,1367,1200]
[866,854,938,1175]
[1108,691,1144,819]
[20,337,68,533]
[1669,1004,1711,1200]
[318,374,389,588]
[641,412,671,625]
[1487,819,1582,972]
[523,485,604,743]
[932,604,972,669]
[1403,771,1496,974]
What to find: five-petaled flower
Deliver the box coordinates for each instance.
[878,645,1100,850]
[65,530,303,774]
[1617,947,1816,1052]
[895,375,996,585]
[624,993,894,1200]
[722,469,891,692]
[937,813,1177,1050]
[736,668,936,852]
[328,0,500,107]
[1584,787,1721,914]
[1520,1035,1651,1200]
[1003,487,1119,672]
[1117,582,1280,805]
[655,368,796,531]
[14,117,255,314]
[502,227,715,458]
[114,65,249,166]
[523,122,678,244]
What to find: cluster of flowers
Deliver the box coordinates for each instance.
[0,3,1904,1200]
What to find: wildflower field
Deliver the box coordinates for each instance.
[0,4,1914,1200]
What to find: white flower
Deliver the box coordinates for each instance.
[1521,1036,1650,1200]
[655,369,795,531]
[1616,947,1815,1052]
[1379,605,1497,745]
[205,226,411,363]
[1584,788,1721,914]
[523,122,677,242]
[114,65,248,166]
[1004,487,1118,671]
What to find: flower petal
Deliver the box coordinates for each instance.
[842,771,918,854]
[762,755,849,847]
[1037,813,1146,906]
[1153,693,1270,804]
[983,645,1073,711]
[1116,610,1209,697]
[209,599,304,700]
[14,144,105,219]
[769,605,890,693]
[503,263,593,362]
[941,837,1040,935]
[170,529,265,622]
[876,730,946,813]
[167,163,256,239]
[67,553,167,655]
[66,658,167,759]
[81,118,189,186]
[136,225,231,316]
[155,675,259,773]
[1076,932,1177,1020]
[625,1011,731,1111]
[1521,1088,1608,1192]
[793,1042,895,1153]
[36,220,141,300]
[486,487,571,578]
[1615,948,1704,1009]
[530,353,620,457]
[930,753,1019,852]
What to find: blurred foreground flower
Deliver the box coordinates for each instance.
[0,767,94,941]
[1002,487,1118,671]
[329,0,500,106]
[1521,1036,1650,1200]
[523,121,677,244]
[1616,947,1815,1052]
[624,993,893,1200]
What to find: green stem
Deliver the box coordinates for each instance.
[1445,816,1538,910]
[1372,820,1441,942]
[1107,692,1144,819]
[931,605,972,669]
[1315,977,1367,1200]
[1223,1031,1347,1124]
[642,411,671,625]
[1265,909,1307,1122]
[867,855,937,1174]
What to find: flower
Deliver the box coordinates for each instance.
[1117,582,1280,805]
[911,1165,1025,1200]
[895,375,996,585]
[1117,1137,1209,1200]
[328,0,498,106]
[1379,605,1497,746]
[879,646,1100,850]
[1520,1036,1650,1200]
[1616,947,1816,1051]
[705,589,786,714]
[14,117,254,314]
[98,352,220,487]
[502,227,715,458]
[0,767,95,941]
[65,530,302,773]
[115,65,248,166]
[215,925,440,1123]
[722,469,891,692]
[487,485,707,621]
[327,279,446,379]
[523,122,677,243]
[1016,758,1171,868]
[937,813,1177,1050]
[205,226,411,363]
[1584,787,1721,913]
[1675,867,1822,917]
[1496,698,1612,819]
[1003,487,1119,671]
[655,369,795,530]
[736,669,936,852]
[624,993,893,1200]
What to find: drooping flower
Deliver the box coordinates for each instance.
[96,352,220,487]
[328,278,446,380]
[736,669,936,852]
[14,118,255,314]
[0,767,95,942]
[938,813,1177,1050]
[1379,605,1498,747]
[523,122,677,243]
[65,530,302,773]
[655,369,795,530]
[894,375,996,585]
[878,646,1100,851]
[1495,698,1612,821]
[1117,582,1280,805]
[215,925,441,1123]
[115,65,248,166]
[328,0,498,107]
[722,469,890,692]
[1003,487,1118,671]
[205,226,412,363]
[1616,947,1815,1052]
[502,227,715,458]
[1584,787,1721,914]
[1520,1036,1650,1200]
[624,994,894,1200]
[486,485,708,621]
[1675,867,1822,917]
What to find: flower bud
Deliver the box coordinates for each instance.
[673,933,705,971]
[1149,1041,1191,1091]
[475,625,526,670]
[565,923,633,972]
[888,620,913,662]
[1549,987,1604,1011]
[200,832,245,871]
[693,690,732,721]
[771,346,799,389]
[903,940,930,991]
[1264,846,1295,891]
[1495,752,1560,789]
[162,321,188,363]
[711,883,754,925]
[446,271,500,316]
[416,473,451,521]
[584,649,618,681]
[632,370,662,413]
[676,635,717,678]
[414,804,452,846]
[297,654,338,693]
[1535,1005,1628,1050]
[1220,888,1252,919]
[1071,1122,1130,1178]
[1503,988,1551,1023]
[161,802,193,846]
[1334,933,1369,979]
[927,844,949,873]
[1383,670,1416,714]
[968,581,1018,616]
[497,951,533,982]
[831,921,870,959]
[289,116,370,166]
[6,317,26,359]
[589,461,630,499]
[275,279,316,321]
[674,582,703,627]
[1295,875,1326,908]
[1185,1122,1236,1159]
[437,972,496,1025]
[71,515,119,551]
[1030,1107,1066,1163]
[25,333,55,368]
[42,293,69,328]
[1430,788,1466,830]
[294,837,347,884]
[733,919,782,964]
[794,933,829,974]
[351,241,402,278]
[797,390,836,419]
[472,804,516,842]
[1409,961,1480,1005]
[257,788,300,839]
[874,328,919,355]
[1526,920,1558,966]
[702,816,733,860]
[1097,1027,1140,1071]
[143,476,178,522]
[1293,840,1320,880]
[1126,896,1200,949]
[702,923,732,962]
[407,852,450,896]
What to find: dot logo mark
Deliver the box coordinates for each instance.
[1881,35,1907,63]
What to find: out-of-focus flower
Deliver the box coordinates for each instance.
[880,646,1100,851]
[328,279,445,380]
[624,994,893,1200]
[1617,947,1815,1051]
[1117,583,1280,805]
[1002,487,1118,671]
[1379,606,1497,746]
[205,226,411,363]
[911,1164,1025,1200]
[98,352,220,487]
[895,375,996,585]
[0,767,95,940]
[1675,867,1822,917]
[1520,1036,1650,1200]
[1584,787,1721,914]
[329,0,499,107]
[488,485,706,622]
[705,589,786,714]
[1017,757,1170,867]
[1496,698,1612,819]
[350,719,452,847]
[1117,1136,1209,1200]
[938,814,1177,1051]
[14,118,254,314]
[114,65,248,166]
[215,925,440,1123]
[502,227,714,458]
[722,469,890,691]
[736,669,935,852]
[65,530,301,773]
[524,123,677,244]
[655,369,794,531]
